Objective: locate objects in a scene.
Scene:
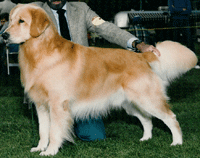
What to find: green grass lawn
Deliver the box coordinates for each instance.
[0,47,200,157]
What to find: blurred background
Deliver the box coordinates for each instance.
[1,0,199,21]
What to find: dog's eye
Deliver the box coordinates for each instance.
[19,19,24,23]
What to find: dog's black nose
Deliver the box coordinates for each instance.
[2,32,10,40]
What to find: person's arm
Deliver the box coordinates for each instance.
[83,3,160,55]
[83,2,139,48]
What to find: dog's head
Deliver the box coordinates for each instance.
[3,4,50,44]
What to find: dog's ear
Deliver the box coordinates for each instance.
[30,8,50,38]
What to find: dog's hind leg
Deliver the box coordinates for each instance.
[40,99,74,156]
[124,75,182,145]
[146,101,182,146]
[31,103,50,153]
[153,103,183,146]
[122,102,153,141]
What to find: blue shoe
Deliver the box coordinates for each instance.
[74,117,106,141]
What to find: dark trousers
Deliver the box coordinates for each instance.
[171,17,195,51]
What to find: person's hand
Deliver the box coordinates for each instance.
[183,8,186,11]
[136,42,161,57]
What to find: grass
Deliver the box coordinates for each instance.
[0,43,200,158]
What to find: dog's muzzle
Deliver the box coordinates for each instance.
[2,32,10,40]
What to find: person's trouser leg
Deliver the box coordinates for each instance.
[74,117,106,141]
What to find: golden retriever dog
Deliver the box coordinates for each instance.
[3,4,198,156]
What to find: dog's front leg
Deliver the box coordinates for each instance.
[40,99,74,156]
[31,104,50,153]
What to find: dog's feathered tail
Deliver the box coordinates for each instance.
[143,41,198,85]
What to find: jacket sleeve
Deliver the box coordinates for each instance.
[83,3,135,49]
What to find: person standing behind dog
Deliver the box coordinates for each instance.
[34,0,160,142]
[0,13,9,37]
[0,13,9,72]
[169,0,194,52]
[0,13,9,46]
[0,12,19,74]
[0,0,17,69]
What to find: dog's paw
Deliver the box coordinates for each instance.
[171,135,183,146]
[30,147,46,153]
[170,141,183,146]
[39,148,59,156]
[139,135,152,141]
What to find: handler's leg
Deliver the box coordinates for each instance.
[74,117,106,141]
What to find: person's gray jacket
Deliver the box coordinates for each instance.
[35,2,135,48]
[0,0,16,14]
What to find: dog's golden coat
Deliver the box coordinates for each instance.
[5,4,198,156]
